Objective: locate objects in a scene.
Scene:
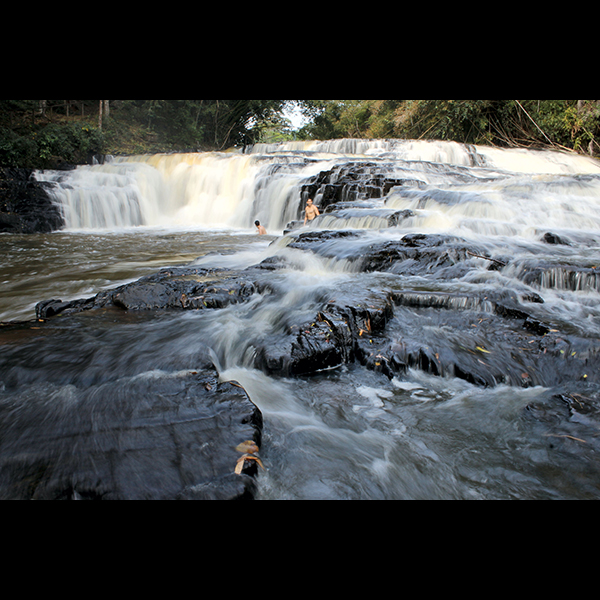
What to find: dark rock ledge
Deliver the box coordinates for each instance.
[0,337,263,500]
[36,266,269,319]
[33,232,600,392]
[0,268,270,500]
[0,168,64,234]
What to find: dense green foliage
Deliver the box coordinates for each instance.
[0,100,291,168]
[297,100,600,156]
[0,121,104,168]
[1,100,598,169]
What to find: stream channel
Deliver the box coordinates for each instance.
[2,139,600,499]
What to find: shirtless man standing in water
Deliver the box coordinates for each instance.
[304,198,320,225]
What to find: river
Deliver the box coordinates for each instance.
[2,139,600,499]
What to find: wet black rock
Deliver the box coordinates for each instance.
[11,266,272,500]
[0,168,64,234]
[36,267,272,319]
[35,230,600,391]
[323,200,382,214]
[289,231,502,279]
[319,206,415,229]
[250,231,600,388]
[254,289,396,378]
[283,220,303,234]
[300,162,426,212]
[358,234,491,277]
[18,219,600,502]
[287,229,365,252]
[0,337,263,500]
[542,232,572,245]
[35,229,600,399]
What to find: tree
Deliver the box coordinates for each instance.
[116,100,287,149]
[98,100,110,130]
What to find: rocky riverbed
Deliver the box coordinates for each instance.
[18,226,600,500]
[34,229,600,390]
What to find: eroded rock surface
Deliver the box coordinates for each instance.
[0,327,262,500]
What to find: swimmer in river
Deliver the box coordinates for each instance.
[255,220,267,235]
[304,198,320,225]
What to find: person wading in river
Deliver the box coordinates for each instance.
[304,198,320,225]
[255,220,267,235]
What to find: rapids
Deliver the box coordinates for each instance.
[3,138,600,500]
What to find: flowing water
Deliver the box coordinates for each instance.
[2,139,600,499]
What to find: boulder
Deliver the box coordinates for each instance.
[300,162,426,213]
[254,288,395,378]
[0,168,64,234]
[542,232,572,246]
[359,233,490,277]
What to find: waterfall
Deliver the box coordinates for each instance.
[248,138,600,174]
[36,140,600,233]
[37,152,326,232]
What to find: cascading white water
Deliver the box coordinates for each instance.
[35,161,169,230]
[36,139,600,235]
[37,151,334,232]
[249,138,600,173]
[385,173,600,243]
[32,138,600,345]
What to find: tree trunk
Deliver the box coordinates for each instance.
[99,100,103,130]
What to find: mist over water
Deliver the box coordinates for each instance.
[3,139,600,499]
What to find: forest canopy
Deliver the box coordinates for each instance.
[298,100,600,156]
[1,100,598,169]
